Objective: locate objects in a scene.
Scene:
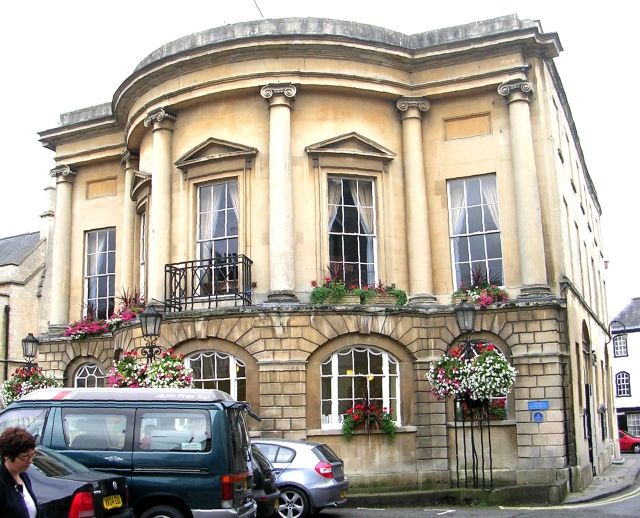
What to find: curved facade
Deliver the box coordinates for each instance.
[32,15,613,494]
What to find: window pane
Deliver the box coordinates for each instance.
[469,235,486,260]
[484,206,498,231]
[217,355,230,378]
[342,181,356,205]
[338,378,352,399]
[199,214,212,240]
[370,377,383,399]
[453,237,469,262]
[213,212,225,238]
[322,377,331,398]
[450,208,467,235]
[329,236,342,261]
[467,206,483,233]
[343,206,359,233]
[449,181,464,208]
[358,207,374,234]
[353,349,368,375]
[228,211,238,236]
[343,236,359,262]
[486,233,502,259]
[338,352,352,375]
[466,180,481,205]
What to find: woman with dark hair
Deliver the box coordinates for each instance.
[0,427,40,518]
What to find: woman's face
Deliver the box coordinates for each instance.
[4,448,36,474]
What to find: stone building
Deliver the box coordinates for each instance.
[29,15,613,495]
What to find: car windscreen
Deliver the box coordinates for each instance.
[32,447,92,477]
[313,443,341,463]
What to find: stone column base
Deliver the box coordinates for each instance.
[266,290,299,303]
[408,293,438,305]
[518,284,553,299]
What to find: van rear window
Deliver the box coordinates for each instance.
[138,410,211,452]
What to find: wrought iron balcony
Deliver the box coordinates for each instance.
[164,255,253,312]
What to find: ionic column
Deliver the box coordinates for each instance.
[498,80,550,297]
[143,108,175,304]
[120,152,139,292]
[49,165,77,326]
[260,84,298,302]
[396,98,436,304]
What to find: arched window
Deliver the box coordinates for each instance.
[320,346,399,428]
[74,363,105,388]
[616,372,631,397]
[613,335,628,357]
[186,351,246,400]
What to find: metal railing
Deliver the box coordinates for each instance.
[453,397,494,490]
[165,255,252,312]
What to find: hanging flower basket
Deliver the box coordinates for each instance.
[107,349,193,389]
[426,342,517,402]
[1,365,61,406]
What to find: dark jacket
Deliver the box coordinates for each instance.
[0,462,40,518]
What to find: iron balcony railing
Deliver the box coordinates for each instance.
[165,255,253,312]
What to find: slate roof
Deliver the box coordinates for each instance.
[612,298,640,334]
[0,232,40,267]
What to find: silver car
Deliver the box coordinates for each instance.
[253,439,348,518]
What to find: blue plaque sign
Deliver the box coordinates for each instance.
[528,400,549,411]
[532,411,544,423]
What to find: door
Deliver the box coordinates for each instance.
[584,384,595,475]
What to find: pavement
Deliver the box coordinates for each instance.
[564,456,640,503]
[345,456,640,508]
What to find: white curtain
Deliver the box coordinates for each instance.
[228,180,239,224]
[199,185,222,259]
[349,180,375,277]
[327,179,342,230]
[96,230,109,274]
[449,181,466,235]
[481,177,500,230]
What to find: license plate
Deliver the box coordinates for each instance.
[103,495,123,510]
[340,490,348,499]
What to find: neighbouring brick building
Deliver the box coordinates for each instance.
[21,15,614,495]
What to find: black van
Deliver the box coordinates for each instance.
[0,388,257,518]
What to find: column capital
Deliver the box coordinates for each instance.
[396,97,430,113]
[143,108,176,129]
[261,83,297,108]
[498,80,534,104]
[49,165,77,182]
[120,151,140,168]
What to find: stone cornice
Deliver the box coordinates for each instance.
[143,108,176,128]
[49,165,77,181]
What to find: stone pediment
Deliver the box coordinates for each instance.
[175,138,257,172]
[131,170,151,201]
[305,132,396,162]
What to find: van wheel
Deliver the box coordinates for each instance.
[277,486,309,518]
[140,505,185,518]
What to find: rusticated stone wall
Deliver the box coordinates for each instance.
[35,301,568,488]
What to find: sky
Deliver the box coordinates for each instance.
[0,0,637,321]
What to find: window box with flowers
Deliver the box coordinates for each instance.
[311,276,407,306]
[452,270,508,308]
[341,398,397,440]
